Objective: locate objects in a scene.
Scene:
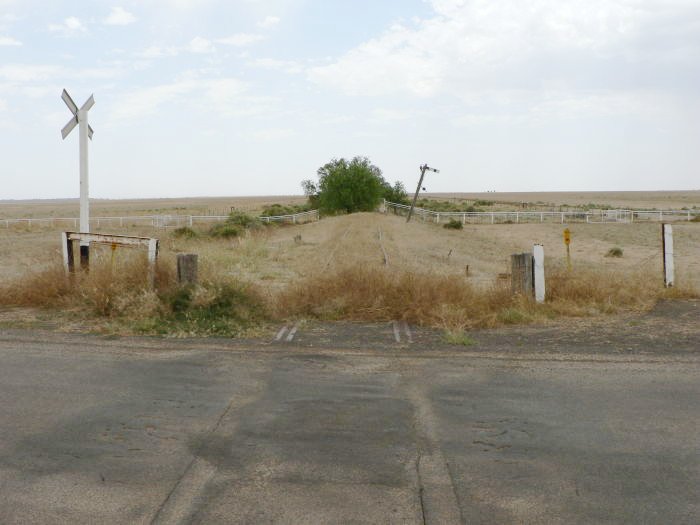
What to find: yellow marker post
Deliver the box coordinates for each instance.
[563,228,571,269]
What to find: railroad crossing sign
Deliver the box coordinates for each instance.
[61,89,95,265]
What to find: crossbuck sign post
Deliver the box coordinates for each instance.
[61,89,95,267]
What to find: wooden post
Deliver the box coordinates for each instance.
[177,253,198,285]
[511,252,533,297]
[61,232,75,274]
[533,244,545,303]
[662,224,674,287]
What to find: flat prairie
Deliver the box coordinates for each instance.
[425,190,700,210]
[0,195,308,220]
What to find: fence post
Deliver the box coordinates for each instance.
[147,239,159,287]
[511,252,533,297]
[533,244,545,303]
[61,232,74,275]
[662,224,674,287]
[177,253,198,285]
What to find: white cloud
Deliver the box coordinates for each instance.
[48,16,86,35]
[249,128,294,140]
[248,57,302,74]
[0,63,121,85]
[109,75,249,121]
[0,98,6,111]
[216,33,264,47]
[187,36,215,54]
[136,45,179,58]
[0,35,20,46]
[309,0,700,98]
[104,7,137,26]
[0,64,62,82]
[257,16,280,29]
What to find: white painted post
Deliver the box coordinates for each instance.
[148,238,159,287]
[78,108,89,238]
[662,224,674,287]
[533,244,545,303]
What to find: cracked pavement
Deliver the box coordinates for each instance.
[0,315,699,524]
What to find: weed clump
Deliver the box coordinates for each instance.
[156,282,267,336]
[172,226,198,239]
[209,223,243,238]
[606,247,624,258]
[443,219,463,230]
[209,211,262,238]
[261,203,312,217]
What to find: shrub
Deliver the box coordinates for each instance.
[226,211,258,228]
[172,226,198,239]
[606,247,624,258]
[160,282,267,336]
[261,203,312,217]
[209,223,243,238]
[443,219,463,230]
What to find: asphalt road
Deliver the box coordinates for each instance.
[0,329,698,524]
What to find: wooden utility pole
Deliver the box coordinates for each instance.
[406,164,439,223]
[61,89,95,269]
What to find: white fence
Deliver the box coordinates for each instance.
[2,209,320,229]
[384,201,700,225]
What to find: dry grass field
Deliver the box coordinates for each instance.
[426,190,700,210]
[0,195,308,220]
[1,192,698,335]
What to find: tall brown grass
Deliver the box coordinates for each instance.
[274,263,696,330]
[0,252,266,335]
[1,254,696,333]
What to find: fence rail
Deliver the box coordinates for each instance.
[384,201,700,225]
[1,209,320,229]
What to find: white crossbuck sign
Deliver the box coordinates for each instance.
[61,89,95,254]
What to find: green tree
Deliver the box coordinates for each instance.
[382,180,409,205]
[302,157,405,214]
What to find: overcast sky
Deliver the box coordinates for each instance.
[1,0,699,199]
